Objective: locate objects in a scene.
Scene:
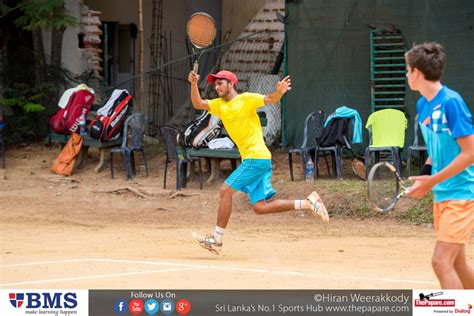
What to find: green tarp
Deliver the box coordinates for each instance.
[284,0,474,151]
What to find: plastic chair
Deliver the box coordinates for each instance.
[110,113,149,180]
[288,110,325,181]
[159,125,203,190]
[406,114,427,177]
[364,109,407,178]
[315,117,352,179]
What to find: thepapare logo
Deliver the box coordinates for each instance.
[8,292,78,309]
[9,293,24,308]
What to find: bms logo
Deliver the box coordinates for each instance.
[9,293,24,308]
[8,292,78,309]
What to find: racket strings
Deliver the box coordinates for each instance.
[187,16,216,48]
[368,164,399,211]
[351,158,366,180]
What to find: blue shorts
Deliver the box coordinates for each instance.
[225,159,276,205]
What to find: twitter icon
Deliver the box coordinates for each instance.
[144,299,159,315]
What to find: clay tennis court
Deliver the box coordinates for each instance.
[1,144,471,289]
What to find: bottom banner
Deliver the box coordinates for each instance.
[1,289,472,315]
[89,290,413,316]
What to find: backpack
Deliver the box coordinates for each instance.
[49,89,95,134]
[181,111,222,148]
[89,89,133,141]
[317,117,350,147]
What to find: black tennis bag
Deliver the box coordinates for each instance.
[181,111,222,148]
[317,117,350,147]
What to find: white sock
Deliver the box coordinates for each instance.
[214,226,225,244]
[294,200,303,210]
[295,199,311,210]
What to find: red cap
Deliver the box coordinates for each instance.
[207,70,238,85]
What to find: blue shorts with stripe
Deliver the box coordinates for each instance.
[225,159,276,205]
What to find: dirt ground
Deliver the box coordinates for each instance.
[0,143,472,290]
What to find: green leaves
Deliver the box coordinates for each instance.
[6,0,78,31]
[0,83,53,114]
[0,98,44,113]
[23,102,45,113]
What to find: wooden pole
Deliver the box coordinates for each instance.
[137,0,145,114]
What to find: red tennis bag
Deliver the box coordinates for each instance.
[89,89,133,141]
[49,89,94,134]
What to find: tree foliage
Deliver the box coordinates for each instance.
[1,0,77,31]
[1,0,80,143]
[0,83,56,143]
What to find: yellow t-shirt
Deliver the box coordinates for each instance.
[207,92,271,160]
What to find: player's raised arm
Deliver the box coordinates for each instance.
[188,71,209,111]
[264,75,292,105]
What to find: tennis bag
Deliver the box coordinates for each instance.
[182,111,222,148]
[317,117,350,147]
[89,89,133,141]
[49,88,95,134]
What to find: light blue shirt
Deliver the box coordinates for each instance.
[417,86,474,202]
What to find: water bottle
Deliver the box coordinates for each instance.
[305,155,315,182]
[78,114,87,137]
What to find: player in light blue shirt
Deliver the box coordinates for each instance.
[405,42,474,289]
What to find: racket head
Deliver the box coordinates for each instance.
[351,158,366,180]
[367,161,401,213]
[187,12,217,49]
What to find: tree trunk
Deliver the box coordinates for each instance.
[32,29,45,84]
[51,27,65,69]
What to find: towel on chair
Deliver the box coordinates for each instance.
[208,137,235,149]
[324,106,363,144]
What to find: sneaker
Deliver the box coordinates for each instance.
[192,232,223,255]
[307,191,329,222]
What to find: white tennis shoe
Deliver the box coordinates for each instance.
[307,191,329,222]
[192,232,223,255]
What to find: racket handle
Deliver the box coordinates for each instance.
[193,61,199,73]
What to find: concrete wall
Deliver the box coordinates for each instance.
[42,0,90,75]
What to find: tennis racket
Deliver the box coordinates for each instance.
[342,135,366,180]
[367,161,411,212]
[351,156,366,180]
[186,12,217,73]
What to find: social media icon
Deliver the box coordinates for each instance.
[176,298,191,315]
[114,300,128,314]
[161,299,175,314]
[144,299,159,315]
[129,299,144,315]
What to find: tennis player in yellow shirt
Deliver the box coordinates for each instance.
[188,70,329,255]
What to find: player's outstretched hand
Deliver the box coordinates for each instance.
[188,71,200,85]
[276,75,291,94]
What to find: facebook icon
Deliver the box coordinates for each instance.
[114,300,128,314]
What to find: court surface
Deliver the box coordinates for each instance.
[1,145,472,289]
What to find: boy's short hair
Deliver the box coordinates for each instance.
[405,42,445,81]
